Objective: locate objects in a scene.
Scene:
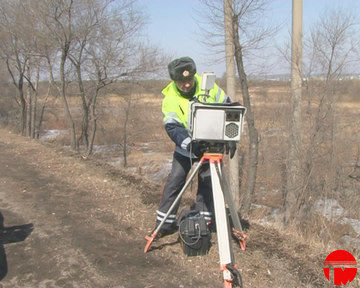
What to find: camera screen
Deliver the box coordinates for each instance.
[226,111,240,122]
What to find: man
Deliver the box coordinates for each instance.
[155,56,236,237]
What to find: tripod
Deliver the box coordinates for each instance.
[144,152,247,288]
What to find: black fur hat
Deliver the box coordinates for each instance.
[168,57,196,81]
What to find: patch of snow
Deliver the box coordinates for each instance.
[259,208,284,226]
[40,129,67,140]
[342,235,360,248]
[340,218,360,235]
[313,199,344,220]
[108,157,123,167]
[250,203,269,210]
[92,144,122,154]
[147,161,172,182]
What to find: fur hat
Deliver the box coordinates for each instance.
[168,57,196,81]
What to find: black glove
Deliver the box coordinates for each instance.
[187,141,208,158]
[225,141,237,159]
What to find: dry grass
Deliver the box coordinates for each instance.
[1,79,359,251]
[2,80,360,288]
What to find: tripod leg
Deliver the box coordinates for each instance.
[144,159,204,253]
[219,162,247,250]
[219,162,243,231]
[210,161,235,283]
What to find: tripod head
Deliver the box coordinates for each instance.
[190,140,236,160]
[199,141,228,154]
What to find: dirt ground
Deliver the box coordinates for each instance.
[0,127,356,288]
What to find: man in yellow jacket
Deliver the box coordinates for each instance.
[155,57,236,237]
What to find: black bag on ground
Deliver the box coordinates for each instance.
[178,210,211,256]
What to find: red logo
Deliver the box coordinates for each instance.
[323,250,357,286]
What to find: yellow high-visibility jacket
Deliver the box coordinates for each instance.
[161,73,229,157]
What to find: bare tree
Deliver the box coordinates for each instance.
[23,5,55,140]
[28,0,163,153]
[232,15,260,217]
[80,1,167,156]
[18,0,60,139]
[30,0,78,149]
[0,0,31,135]
[0,1,44,137]
[67,0,115,153]
[278,5,359,225]
[1,0,167,154]
[24,58,41,139]
[295,7,359,220]
[199,0,277,216]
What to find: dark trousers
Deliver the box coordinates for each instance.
[156,152,214,230]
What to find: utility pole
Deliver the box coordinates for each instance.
[285,0,303,225]
[224,0,240,210]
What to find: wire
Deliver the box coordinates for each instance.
[189,142,194,193]
[178,219,202,246]
[226,264,244,288]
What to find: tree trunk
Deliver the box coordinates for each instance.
[74,63,89,150]
[60,46,77,151]
[19,86,26,136]
[25,60,33,138]
[26,79,32,137]
[233,20,259,217]
[123,96,131,168]
[87,92,98,157]
[224,0,241,210]
[31,64,40,139]
[37,85,50,139]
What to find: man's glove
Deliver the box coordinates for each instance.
[225,141,237,159]
[187,141,208,158]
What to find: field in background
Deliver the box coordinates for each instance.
[1,79,359,250]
